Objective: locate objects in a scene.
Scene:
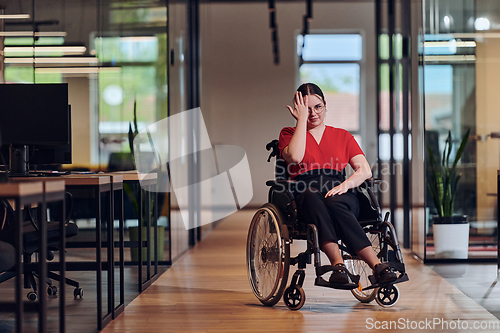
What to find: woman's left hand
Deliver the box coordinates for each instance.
[325,183,349,197]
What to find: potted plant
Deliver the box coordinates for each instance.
[427,129,470,259]
[126,100,165,262]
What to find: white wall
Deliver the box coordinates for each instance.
[200,1,377,206]
[66,77,94,166]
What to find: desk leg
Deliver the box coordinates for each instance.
[59,195,66,333]
[108,190,114,318]
[114,187,125,318]
[38,196,48,333]
[146,185,151,282]
[497,174,499,277]
[100,189,113,329]
[119,188,125,309]
[15,199,23,333]
[96,189,102,330]
[138,184,143,292]
[154,187,158,276]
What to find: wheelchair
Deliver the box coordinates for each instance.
[246,140,408,310]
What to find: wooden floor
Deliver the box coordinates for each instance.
[102,210,500,333]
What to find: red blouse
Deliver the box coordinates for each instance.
[278,125,364,179]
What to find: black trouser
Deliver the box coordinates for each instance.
[294,173,371,253]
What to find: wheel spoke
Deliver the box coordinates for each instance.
[248,206,289,306]
[249,209,283,300]
[344,232,381,302]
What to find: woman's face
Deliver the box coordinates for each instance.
[305,94,326,129]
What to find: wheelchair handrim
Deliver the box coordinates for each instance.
[246,206,286,303]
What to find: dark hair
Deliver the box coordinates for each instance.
[297,83,326,105]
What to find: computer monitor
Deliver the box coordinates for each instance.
[0,105,72,168]
[29,105,72,167]
[0,83,71,175]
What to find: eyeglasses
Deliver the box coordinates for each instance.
[309,104,325,114]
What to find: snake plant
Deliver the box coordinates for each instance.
[427,129,470,218]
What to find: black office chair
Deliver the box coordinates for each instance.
[0,241,15,273]
[0,197,82,301]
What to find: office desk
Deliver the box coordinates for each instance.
[111,171,159,292]
[61,175,113,330]
[0,180,65,333]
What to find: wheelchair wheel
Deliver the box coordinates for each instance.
[344,232,381,303]
[247,203,290,306]
[283,285,306,310]
[375,285,399,308]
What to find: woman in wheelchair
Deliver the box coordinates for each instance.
[279,83,397,286]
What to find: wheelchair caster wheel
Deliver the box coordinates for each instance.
[74,288,83,299]
[283,285,306,310]
[47,285,58,296]
[27,291,37,301]
[375,285,399,308]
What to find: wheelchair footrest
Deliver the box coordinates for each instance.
[314,277,359,290]
[316,265,360,283]
[363,273,409,291]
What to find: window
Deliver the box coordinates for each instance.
[95,35,167,162]
[298,34,363,146]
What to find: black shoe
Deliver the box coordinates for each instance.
[374,262,397,284]
[329,263,350,285]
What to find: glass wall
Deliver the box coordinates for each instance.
[0,0,170,265]
[423,0,499,260]
[375,0,413,249]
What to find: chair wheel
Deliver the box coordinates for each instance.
[74,288,83,299]
[283,285,306,310]
[27,291,37,301]
[47,285,58,296]
[375,285,399,308]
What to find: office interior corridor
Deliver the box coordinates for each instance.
[102,210,500,333]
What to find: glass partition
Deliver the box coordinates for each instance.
[423,0,498,261]
[0,0,171,284]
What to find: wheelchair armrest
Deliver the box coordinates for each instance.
[266,179,298,187]
[360,178,382,188]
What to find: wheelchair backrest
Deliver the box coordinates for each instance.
[355,185,382,221]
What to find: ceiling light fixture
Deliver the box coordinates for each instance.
[425,55,476,62]
[4,45,87,56]
[424,40,476,48]
[4,57,98,64]
[0,14,30,20]
[35,67,120,74]
[474,17,491,31]
[0,31,67,37]
[119,36,157,42]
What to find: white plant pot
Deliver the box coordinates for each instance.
[433,223,469,259]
